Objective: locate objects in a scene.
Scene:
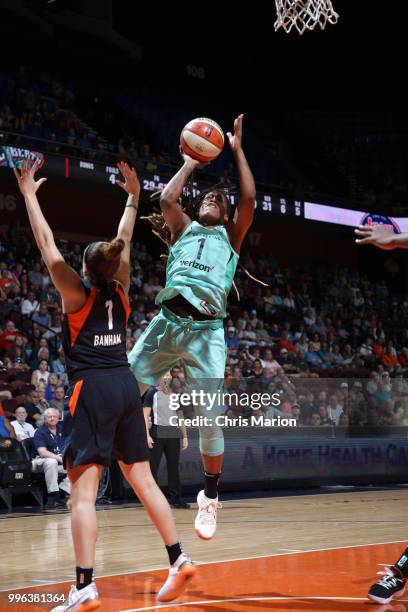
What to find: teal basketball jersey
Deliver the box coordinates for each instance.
[156,221,239,319]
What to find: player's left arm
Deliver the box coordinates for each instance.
[115,162,141,295]
[226,114,256,253]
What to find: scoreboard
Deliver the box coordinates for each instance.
[0,146,304,219]
[2,145,407,231]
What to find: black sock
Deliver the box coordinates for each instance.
[394,548,408,579]
[204,472,221,499]
[165,542,182,566]
[76,567,93,590]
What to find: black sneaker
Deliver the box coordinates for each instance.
[45,496,56,509]
[368,566,406,604]
[45,493,66,510]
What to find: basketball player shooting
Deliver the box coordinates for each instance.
[128,114,256,540]
[355,221,408,604]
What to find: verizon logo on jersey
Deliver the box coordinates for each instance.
[94,334,122,347]
[179,259,214,272]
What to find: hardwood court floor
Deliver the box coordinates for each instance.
[1,489,407,611]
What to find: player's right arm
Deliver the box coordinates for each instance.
[355,225,408,249]
[159,154,201,242]
[13,159,86,314]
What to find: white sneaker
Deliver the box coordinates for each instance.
[157,555,196,603]
[51,582,100,612]
[194,489,222,540]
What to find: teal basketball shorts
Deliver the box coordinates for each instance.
[128,306,227,385]
[128,306,227,456]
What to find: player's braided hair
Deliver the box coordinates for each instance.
[142,183,268,298]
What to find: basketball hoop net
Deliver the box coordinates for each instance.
[274,0,339,34]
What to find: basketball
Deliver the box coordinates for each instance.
[180,117,224,163]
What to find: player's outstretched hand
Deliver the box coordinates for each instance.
[354,225,395,250]
[227,113,244,153]
[13,157,47,196]
[116,161,141,198]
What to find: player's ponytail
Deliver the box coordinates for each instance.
[101,238,125,262]
[84,238,125,289]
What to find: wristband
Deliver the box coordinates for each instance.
[125,204,138,210]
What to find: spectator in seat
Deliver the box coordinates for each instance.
[5,336,30,370]
[132,303,146,325]
[37,383,51,414]
[255,321,271,346]
[291,404,303,424]
[49,385,65,417]
[133,320,148,342]
[327,393,343,425]
[0,320,25,352]
[10,406,35,441]
[21,290,39,316]
[310,412,322,427]
[269,323,281,342]
[24,389,43,427]
[381,345,398,370]
[318,404,335,427]
[241,323,257,347]
[28,262,43,290]
[278,348,299,374]
[32,407,71,508]
[40,265,50,290]
[52,348,67,377]
[42,312,62,340]
[0,269,19,295]
[339,412,350,427]
[262,348,280,375]
[226,327,239,352]
[30,346,50,371]
[31,359,50,387]
[305,343,324,368]
[51,348,63,374]
[279,330,296,353]
[40,284,59,309]
[45,372,60,400]
[32,302,52,328]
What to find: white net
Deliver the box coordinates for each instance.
[274,0,339,34]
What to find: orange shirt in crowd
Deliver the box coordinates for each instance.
[382,353,398,368]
